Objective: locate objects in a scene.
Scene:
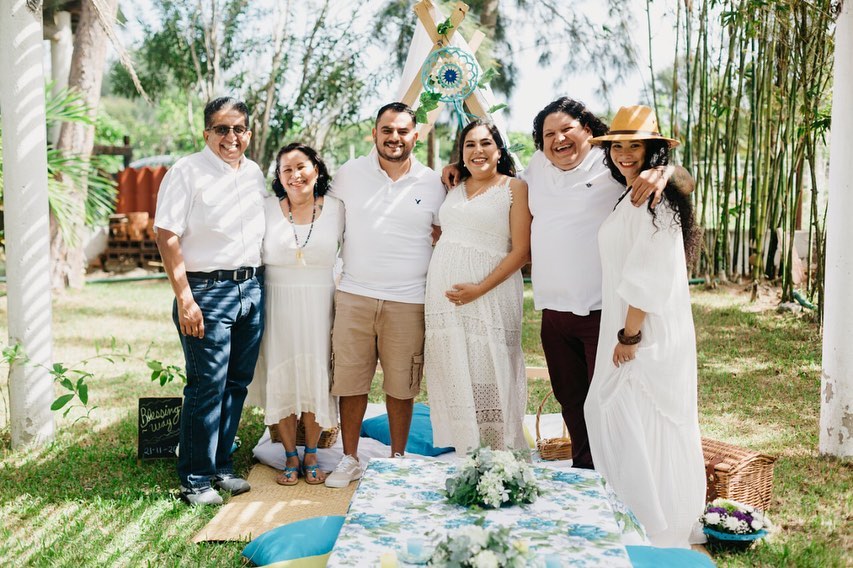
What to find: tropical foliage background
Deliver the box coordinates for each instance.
[1,0,836,317]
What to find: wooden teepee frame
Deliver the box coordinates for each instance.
[400,0,492,136]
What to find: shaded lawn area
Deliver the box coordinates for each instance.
[0,281,849,566]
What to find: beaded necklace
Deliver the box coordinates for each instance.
[283,197,317,266]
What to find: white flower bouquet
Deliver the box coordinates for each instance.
[445,447,541,509]
[701,498,772,551]
[429,524,534,567]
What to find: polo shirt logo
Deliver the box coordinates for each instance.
[415,198,421,204]
[586,183,593,188]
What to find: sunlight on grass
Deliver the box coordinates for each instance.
[0,281,849,566]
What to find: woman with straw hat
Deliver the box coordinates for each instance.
[584,105,706,548]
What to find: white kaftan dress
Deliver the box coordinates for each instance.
[424,179,527,453]
[248,195,343,429]
[585,191,705,548]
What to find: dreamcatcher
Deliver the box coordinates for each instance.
[420,46,480,129]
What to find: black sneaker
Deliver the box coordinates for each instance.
[179,485,223,506]
[213,474,251,495]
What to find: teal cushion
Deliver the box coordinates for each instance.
[360,403,454,456]
[626,545,716,567]
[242,515,345,566]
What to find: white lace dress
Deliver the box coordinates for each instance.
[424,179,527,453]
[585,193,705,547]
[247,195,343,429]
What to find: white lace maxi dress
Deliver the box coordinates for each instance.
[585,193,705,548]
[247,195,343,429]
[424,180,527,453]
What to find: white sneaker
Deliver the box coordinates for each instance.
[325,455,362,488]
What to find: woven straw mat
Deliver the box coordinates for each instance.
[192,463,356,542]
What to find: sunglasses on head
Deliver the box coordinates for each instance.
[207,124,248,136]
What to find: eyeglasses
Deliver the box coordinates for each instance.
[207,124,248,136]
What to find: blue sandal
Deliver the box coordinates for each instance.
[302,447,325,485]
[276,450,300,486]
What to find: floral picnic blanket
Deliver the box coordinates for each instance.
[328,458,648,566]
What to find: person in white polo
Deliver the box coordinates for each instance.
[324,102,445,488]
[155,96,266,505]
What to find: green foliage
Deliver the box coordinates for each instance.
[0,83,117,248]
[108,0,382,171]
[101,94,204,160]
[372,0,417,71]
[477,66,500,89]
[415,91,443,124]
[436,17,454,36]
[507,132,535,168]
[146,359,186,387]
[2,336,184,422]
[44,84,118,232]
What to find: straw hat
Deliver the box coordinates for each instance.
[590,105,679,148]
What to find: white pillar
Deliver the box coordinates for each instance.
[0,1,56,448]
[47,10,73,145]
[820,0,853,457]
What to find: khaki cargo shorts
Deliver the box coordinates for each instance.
[330,290,425,400]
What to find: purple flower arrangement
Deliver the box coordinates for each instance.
[700,498,772,535]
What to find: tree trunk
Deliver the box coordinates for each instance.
[45,10,73,145]
[0,1,56,448]
[52,0,119,289]
[820,0,853,458]
[478,0,499,30]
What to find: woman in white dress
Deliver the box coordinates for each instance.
[584,106,705,547]
[424,121,532,453]
[251,143,343,485]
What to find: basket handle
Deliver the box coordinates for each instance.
[705,455,723,502]
[536,390,568,442]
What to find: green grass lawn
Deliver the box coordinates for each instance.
[0,281,849,566]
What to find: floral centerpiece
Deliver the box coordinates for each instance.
[700,498,772,551]
[445,447,541,509]
[429,524,534,567]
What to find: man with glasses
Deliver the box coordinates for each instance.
[155,96,267,505]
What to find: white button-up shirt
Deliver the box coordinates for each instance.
[154,146,267,272]
[329,152,445,303]
[524,148,624,315]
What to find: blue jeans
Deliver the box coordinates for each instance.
[175,275,264,490]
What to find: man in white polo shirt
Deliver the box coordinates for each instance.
[324,102,445,488]
[155,96,266,505]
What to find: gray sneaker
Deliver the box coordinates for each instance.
[325,455,362,488]
[179,486,223,506]
[213,474,251,495]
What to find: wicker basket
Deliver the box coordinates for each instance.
[535,390,572,461]
[702,437,776,511]
[268,419,339,449]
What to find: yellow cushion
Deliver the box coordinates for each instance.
[265,553,331,568]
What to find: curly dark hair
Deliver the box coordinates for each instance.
[271,142,331,199]
[601,139,700,264]
[532,97,609,150]
[455,120,516,181]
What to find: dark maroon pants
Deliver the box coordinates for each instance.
[540,308,602,469]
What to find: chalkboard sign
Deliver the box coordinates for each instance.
[138,397,182,460]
